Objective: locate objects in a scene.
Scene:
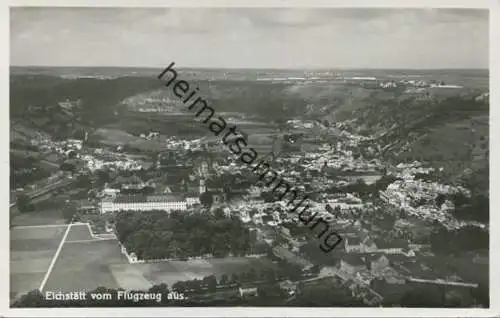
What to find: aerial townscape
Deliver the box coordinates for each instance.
[9,7,489,309]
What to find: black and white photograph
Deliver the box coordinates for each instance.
[4,3,495,315]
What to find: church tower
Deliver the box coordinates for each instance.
[199,178,206,195]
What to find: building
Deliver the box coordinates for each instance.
[100,194,188,214]
[344,236,378,253]
[272,246,313,269]
[238,287,258,298]
[374,239,409,254]
[186,196,200,206]
[199,178,207,194]
[339,255,367,275]
[102,188,120,197]
[279,280,297,296]
[365,254,390,274]
[76,199,97,214]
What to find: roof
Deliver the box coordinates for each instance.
[364,238,376,246]
[346,237,362,246]
[374,239,408,249]
[342,255,367,267]
[113,194,184,204]
[147,195,184,202]
[364,253,387,264]
[114,195,147,203]
[273,246,312,268]
[115,175,144,185]
[386,254,409,264]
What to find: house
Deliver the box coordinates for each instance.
[374,239,409,254]
[272,246,313,269]
[239,287,258,298]
[339,255,368,275]
[401,247,416,257]
[344,236,377,253]
[76,199,97,214]
[344,237,362,253]
[279,280,297,296]
[186,196,200,206]
[386,254,410,267]
[365,254,390,274]
[128,252,138,263]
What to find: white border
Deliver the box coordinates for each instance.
[2,0,498,317]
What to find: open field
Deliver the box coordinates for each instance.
[12,221,279,299]
[10,225,68,300]
[109,264,154,291]
[134,257,278,287]
[43,238,126,293]
[65,223,95,242]
[10,208,66,227]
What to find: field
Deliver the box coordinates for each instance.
[42,224,127,293]
[12,221,279,302]
[134,257,278,287]
[10,225,68,300]
[65,223,95,241]
[10,208,66,228]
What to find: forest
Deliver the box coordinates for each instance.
[114,210,254,260]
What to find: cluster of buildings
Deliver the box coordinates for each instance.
[379,176,470,228]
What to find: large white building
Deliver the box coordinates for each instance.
[100,194,189,214]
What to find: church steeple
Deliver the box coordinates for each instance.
[199,178,206,195]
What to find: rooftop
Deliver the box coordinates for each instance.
[342,255,367,267]
[112,194,185,204]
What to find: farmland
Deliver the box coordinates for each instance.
[42,225,126,293]
[13,222,279,299]
[134,257,278,287]
[10,225,68,300]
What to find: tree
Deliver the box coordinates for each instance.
[96,169,111,185]
[62,204,77,222]
[249,208,258,218]
[435,194,446,207]
[204,275,218,291]
[400,286,444,307]
[230,273,239,284]
[265,268,276,282]
[172,281,186,292]
[220,274,229,285]
[76,173,91,189]
[60,162,76,173]
[247,268,257,282]
[17,193,34,213]
[213,207,225,219]
[12,290,46,307]
[199,192,213,208]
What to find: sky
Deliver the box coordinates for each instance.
[10,7,489,69]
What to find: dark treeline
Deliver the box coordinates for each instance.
[324,175,401,198]
[430,225,488,254]
[115,210,253,259]
[11,75,160,125]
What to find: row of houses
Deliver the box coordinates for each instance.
[343,232,417,256]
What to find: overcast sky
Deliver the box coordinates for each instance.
[10,7,489,69]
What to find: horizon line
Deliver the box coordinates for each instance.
[9,65,490,71]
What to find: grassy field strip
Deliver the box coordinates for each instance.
[65,238,115,243]
[39,223,72,292]
[13,224,68,229]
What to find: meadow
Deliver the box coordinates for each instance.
[10,225,68,300]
